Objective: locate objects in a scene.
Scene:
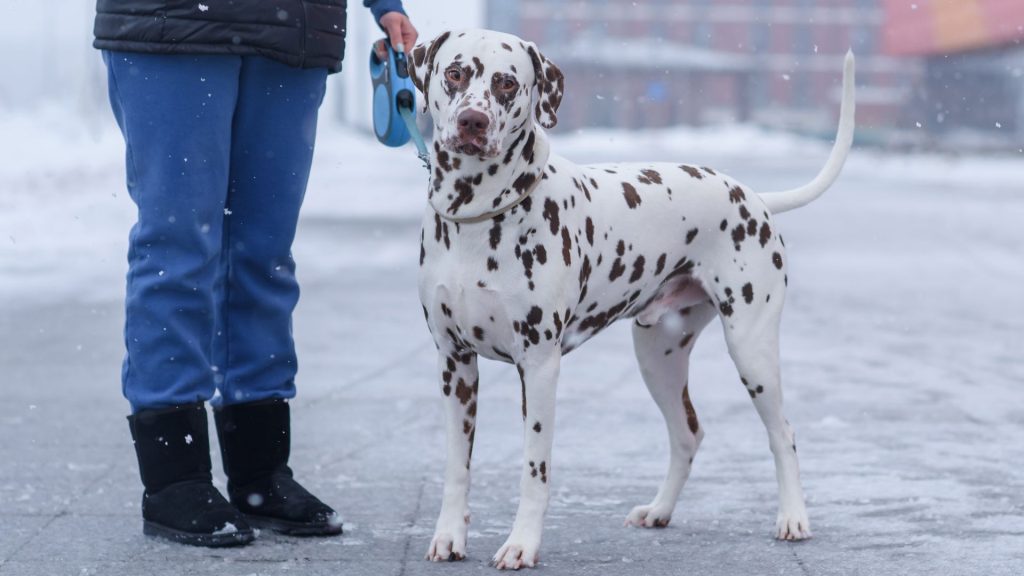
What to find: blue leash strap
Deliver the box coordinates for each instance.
[399,105,430,170]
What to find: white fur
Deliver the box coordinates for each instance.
[412,29,854,568]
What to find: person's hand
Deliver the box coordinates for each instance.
[376,12,418,59]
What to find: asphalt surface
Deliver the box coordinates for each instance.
[2,155,1023,576]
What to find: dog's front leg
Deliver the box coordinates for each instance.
[427,349,479,562]
[494,352,561,570]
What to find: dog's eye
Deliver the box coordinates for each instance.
[445,68,462,83]
[501,78,518,91]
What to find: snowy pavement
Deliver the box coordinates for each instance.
[2,116,1023,575]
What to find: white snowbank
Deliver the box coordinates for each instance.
[0,106,1020,303]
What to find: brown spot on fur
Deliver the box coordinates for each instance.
[622,182,642,208]
[436,149,452,172]
[681,165,703,179]
[521,130,536,164]
[517,365,527,419]
[542,198,560,235]
[502,130,527,166]
[561,226,572,265]
[683,386,699,434]
[455,378,474,405]
[526,306,543,325]
[471,57,484,78]
[638,168,663,185]
[629,255,645,283]
[488,217,502,249]
[731,224,746,249]
[609,258,626,281]
[759,222,772,247]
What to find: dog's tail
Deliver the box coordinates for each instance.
[760,51,855,215]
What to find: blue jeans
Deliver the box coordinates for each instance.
[103,51,328,412]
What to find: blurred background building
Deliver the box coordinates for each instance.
[0,1,1021,150]
[488,0,1024,149]
[883,0,1024,146]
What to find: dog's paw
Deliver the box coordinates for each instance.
[775,512,812,541]
[492,537,540,570]
[624,504,673,528]
[427,531,468,562]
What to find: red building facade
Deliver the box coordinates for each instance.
[882,0,1024,55]
[882,0,1024,138]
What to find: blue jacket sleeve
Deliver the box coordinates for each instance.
[364,0,406,23]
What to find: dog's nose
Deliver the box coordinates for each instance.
[457,110,490,136]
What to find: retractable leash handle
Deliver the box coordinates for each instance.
[369,40,430,169]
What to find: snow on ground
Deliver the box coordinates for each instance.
[1,106,1020,304]
[1,107,1023,574]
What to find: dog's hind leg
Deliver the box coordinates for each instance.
[426,349,479,562]
[625,301,716,528]
[718,287,811,540]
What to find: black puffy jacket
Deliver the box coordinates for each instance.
[94,0,405,73]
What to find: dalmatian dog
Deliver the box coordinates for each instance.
[409,29,854,569]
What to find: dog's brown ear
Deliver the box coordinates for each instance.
[525,42,565,130]
[409,31,451,100]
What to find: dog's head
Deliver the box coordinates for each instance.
[410,29,564,159]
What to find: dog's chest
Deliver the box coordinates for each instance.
[418,240,538,360]
[417,177,585,358]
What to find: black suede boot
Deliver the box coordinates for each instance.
[128,403,255,547]
[214,398,342,536]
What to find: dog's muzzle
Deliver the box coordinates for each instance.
[451,109,492,156]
